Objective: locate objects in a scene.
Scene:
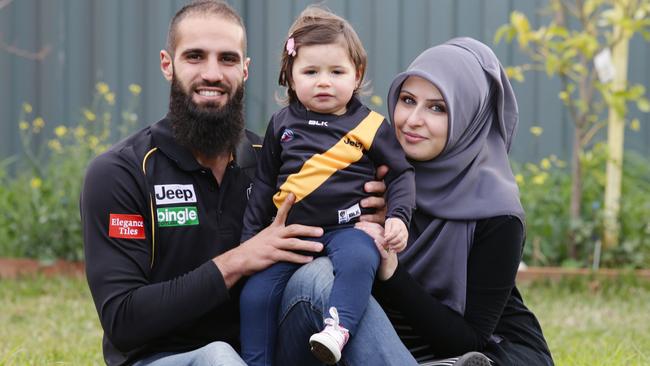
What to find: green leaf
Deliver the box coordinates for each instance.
[545,54,559,76]
[494,25,511,44]
[637,98,650,113]
[506,66,525,82]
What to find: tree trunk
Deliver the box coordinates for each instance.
[603,4,631,249]
[569,131,582,260]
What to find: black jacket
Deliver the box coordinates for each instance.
[81,118,260,365]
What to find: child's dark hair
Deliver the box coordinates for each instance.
[278,5,368,105]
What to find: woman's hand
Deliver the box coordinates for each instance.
[355,221,398,281]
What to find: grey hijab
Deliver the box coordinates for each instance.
[387,37,524,315]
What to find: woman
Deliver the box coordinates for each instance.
[357,37,554,365]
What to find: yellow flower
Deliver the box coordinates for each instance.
[370,95,383,106]
[105,92,116,105]
[48,139,63,153]
[32,117,45,129]
[23,103,33,114]
[32,117,45,133]
[129,84,142,95]
[540,158,551,170]
[74,126,87,138]
[96,82,110,95]
[630,118,641,131]
[532,173,547,185]
[88,136,100,149]
[19,121,30,130]
[530,126,543,136]
[54,125,68,137]
[83,109,96,121]
[515,174,524,185]
[525,163,539,173]
[30,177,42,189]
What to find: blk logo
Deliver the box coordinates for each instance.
[308,120,328,127]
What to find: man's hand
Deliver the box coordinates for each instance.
[359,165,388,224]
[214,193,323,288]
[355,221,398,281]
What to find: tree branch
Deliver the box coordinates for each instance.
[0,33,51,60]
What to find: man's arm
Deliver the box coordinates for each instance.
[83,153,324,351]
[215,193,323,288]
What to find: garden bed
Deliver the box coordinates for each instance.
[0,258,84,279]
[1,257,649,282]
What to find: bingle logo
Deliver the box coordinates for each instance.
[343,137,363,150]
[308,120,328,127]
[154,184,197,205]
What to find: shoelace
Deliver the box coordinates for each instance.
[323,307,348,344]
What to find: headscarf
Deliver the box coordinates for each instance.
[387,37,524,315]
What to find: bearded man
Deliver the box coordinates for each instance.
[81,1,407,366]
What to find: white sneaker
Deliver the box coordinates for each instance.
[309,307,350,365]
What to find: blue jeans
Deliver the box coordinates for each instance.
[132,342,246,366]
[134,259,418,366]
[240,228,381,366]
[276,256,418,365]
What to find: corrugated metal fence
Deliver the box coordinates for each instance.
[1,0,648,164]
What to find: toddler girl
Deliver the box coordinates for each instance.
[239,6,415,365]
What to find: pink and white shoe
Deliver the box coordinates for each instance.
[309,307,350,365]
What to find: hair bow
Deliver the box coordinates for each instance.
[286,37,296,57]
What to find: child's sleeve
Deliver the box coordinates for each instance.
[366,119,416,226]
[240,117,282,242]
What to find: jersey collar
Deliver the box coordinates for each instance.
[150,118,205,172]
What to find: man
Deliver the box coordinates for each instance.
[81,1,412,365]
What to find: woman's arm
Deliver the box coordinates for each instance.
[373,216,523,357]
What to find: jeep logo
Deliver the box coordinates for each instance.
[343,137,363,150]
[154,184,197,205]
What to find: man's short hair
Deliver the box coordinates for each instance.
[166,0,247,57]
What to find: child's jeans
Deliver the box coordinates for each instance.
[240,227,379,366]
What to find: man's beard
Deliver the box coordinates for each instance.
[168,75,245,158]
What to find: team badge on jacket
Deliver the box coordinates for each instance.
[280,128,294,143]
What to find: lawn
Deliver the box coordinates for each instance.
[1,274,648,365]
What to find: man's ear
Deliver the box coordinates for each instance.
[160,50,173,82]
[243,57,251,82]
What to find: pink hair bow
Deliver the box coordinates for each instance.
[286,37,296,57]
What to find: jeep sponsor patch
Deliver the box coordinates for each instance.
[157,206,199,227]
[154,184,197,205]
[109,214,146,239]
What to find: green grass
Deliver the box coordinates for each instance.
[0,276,103,365]
[522,276,650,365]
[1,275,649,365]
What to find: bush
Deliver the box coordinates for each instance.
[515,142,650,268]
[0,83,140,261]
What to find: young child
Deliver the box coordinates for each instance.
[239,6,415,365]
